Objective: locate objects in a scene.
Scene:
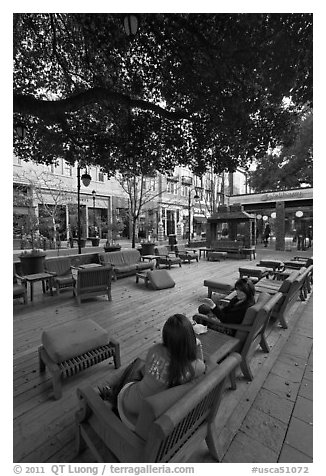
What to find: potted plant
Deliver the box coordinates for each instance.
[103,220,124,252]
[89,226,100,246]
[19,248,47,275]
[16,201,47,274]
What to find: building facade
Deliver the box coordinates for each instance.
[228,187,313,250]
[13,154,249,246]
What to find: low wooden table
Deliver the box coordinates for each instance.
[198,328,240,364]
[239,266,270,282]
[198,247,213,259]
[78,263,102,269]
[258,260,284,272]
[241,247,256,260]
[135,272,149,286]
[24,272,55,302]
[141,255,159,268]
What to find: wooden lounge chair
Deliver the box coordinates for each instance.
[154,245,182,269]
[175,244,199,263]
[13,263,27,304]
[255,269,308,329]
[193,292,282,381]
[72,266,113,305]
[75,352,241,462]
[44,257,74,295]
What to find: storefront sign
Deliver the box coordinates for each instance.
[229,188,312,204]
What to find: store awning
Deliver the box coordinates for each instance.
[193,215,207,223]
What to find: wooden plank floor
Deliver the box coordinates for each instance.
[13,252,311,463]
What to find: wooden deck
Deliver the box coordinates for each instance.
[13,252,311,463]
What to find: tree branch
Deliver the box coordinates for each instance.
[13,88,192,122]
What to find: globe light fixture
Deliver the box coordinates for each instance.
[263,215,268,221]
[77,167,92,254]
[271,212,277,219]
[295,210,303,218]
[81,172,92,187]
[256,214,262,220]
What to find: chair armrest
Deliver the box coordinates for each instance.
[46,271,57,276]
[209,322,252,332]
[14,273,26,284]
[76,386,144,452]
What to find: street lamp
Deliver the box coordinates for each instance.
[77,166,91,254]
[182,177,199,244]
[92,190,96,232]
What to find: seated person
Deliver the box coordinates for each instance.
[117,314,206,428]
[197,278,255,333]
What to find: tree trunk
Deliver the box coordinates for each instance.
[132,220,136,248]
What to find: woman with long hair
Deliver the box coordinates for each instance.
[117,314,205,427]
[197,277,256,327]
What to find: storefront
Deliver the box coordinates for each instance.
[229,187,313,251]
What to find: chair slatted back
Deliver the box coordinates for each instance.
[145,352,241,462]
[155,246,170,257]
[77,267,112,292]
[45,257,72,276]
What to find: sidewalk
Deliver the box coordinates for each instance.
[222,295,313,463]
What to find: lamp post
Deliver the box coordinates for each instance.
[77,165,91,254]
[182,177,199,245]
[92,190,96,233]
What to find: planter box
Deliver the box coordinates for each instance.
[90,238,100,247]
[20,253,46,274]
[140,243,156,256]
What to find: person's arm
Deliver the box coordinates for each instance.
[218,299,249,325]
[195,337,204,361]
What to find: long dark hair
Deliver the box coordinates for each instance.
[162,314,197,388]
[234,278,256,303]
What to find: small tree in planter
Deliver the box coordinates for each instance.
[104,219,124,251]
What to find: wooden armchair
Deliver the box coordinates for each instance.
[13,263,27,304]
[72,266,113,305]
[175,244,199,263]
[75,352,241,462]
[154,246,182,269]
[255,267,312,328]
[44,257,74,295]
[194,292,283,381]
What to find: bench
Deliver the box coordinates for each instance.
[210,240,247,259]
[99,249,154,280]
[39,319,121,399]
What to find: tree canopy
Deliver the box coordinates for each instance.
[13,13,313,177]
[249,110,313,191]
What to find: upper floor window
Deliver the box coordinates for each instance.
[98,171,105,182]
[64,161,73,176]
[167,180,178,194]
[146,177,156,191]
